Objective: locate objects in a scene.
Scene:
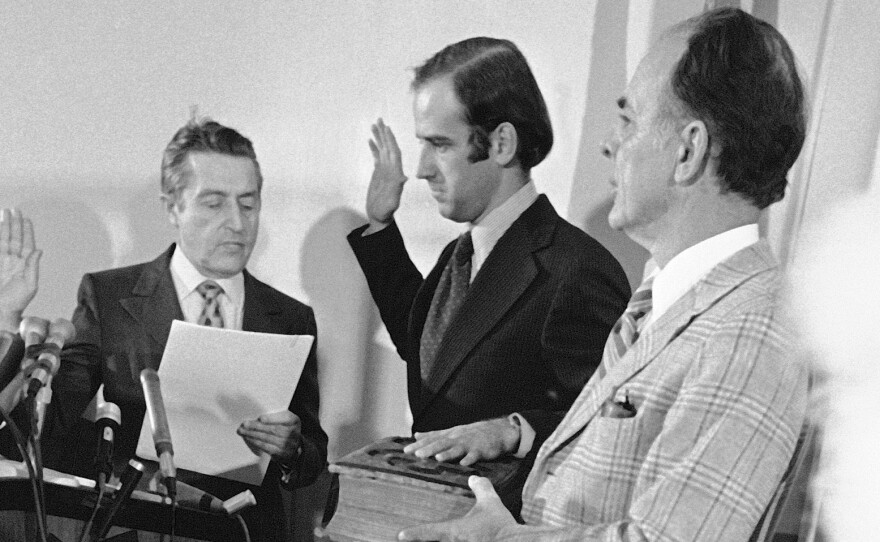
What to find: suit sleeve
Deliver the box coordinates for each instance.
[347,221,426,360]
[498,304,809,541]
[519,245,631,447]
[40,274,105,466]
[282,306,328,489]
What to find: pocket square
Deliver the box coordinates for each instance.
[600,390,637,418]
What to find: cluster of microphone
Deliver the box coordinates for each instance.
[1,318,256,541]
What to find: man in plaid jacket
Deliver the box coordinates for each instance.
[400,7,809,541]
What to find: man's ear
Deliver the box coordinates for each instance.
[491,122,519,167]
[161,194,179,228]
[674,120,710,185]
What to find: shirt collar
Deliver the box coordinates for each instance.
[169,245,245,306]
[469,180,539,272]
[650,224,759,323]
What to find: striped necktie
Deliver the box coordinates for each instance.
[597,276,653,378]
[196,280,225,328]
[419,231,473,381]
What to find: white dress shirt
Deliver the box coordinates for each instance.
[648,224,760,326]
[468,180,539,282]
[169,247,245,330]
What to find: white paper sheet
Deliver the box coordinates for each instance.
[135,320,314,486]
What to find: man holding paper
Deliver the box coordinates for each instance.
[43,118,328,541]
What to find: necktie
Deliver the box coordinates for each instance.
[419,232,473,381]
[196,280,225,328]
[597,275,653,378]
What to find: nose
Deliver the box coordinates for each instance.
[415,145,434,180]
[225,203,245,232]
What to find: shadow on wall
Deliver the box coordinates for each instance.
[10,187,114,320]
[292,206,410,539]
[120,178,178,267]
[567,0,649,289]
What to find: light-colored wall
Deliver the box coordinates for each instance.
[4,2,879,537]
[2,0,617,462]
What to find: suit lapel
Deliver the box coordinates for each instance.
[415,197,557,418]
[535,241,777,463]
[242,271,284,333]
[119,245,184,366]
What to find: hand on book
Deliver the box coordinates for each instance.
[405,418,520,466]
[398,475,516,542]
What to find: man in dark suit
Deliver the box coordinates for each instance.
[43,119,328,541]
[348,37,630,460]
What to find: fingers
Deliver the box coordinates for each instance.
[21,216,36,254]
[468,476,500,503]
[7,209,22,256]
[25,249,41,288]
[460,450,481,467]
[257,410,298,425]
[0,209,35,258]
[405,434,467,463]
[370,118,402,159]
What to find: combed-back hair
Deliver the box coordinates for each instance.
[413,37,553,171]
[670,8,806,209]
[160,117,263,202]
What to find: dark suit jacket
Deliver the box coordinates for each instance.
[43,244,327,542]
[348,195,630,445]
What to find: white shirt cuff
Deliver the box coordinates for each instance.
[507,413,536,458]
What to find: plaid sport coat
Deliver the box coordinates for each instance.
[505,240,809,541]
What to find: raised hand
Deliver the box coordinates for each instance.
[403,417,520,466]
[0,208,42,331]
[364,118,407,234]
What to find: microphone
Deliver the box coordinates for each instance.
[19,316,48,347]
[139,368,176,499]
[93,401,121,489]
[21,318,75,397]
[91,459,146,542]
[173,480,226,514]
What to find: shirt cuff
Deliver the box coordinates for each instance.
[507,413,535,458]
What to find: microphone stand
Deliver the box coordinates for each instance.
[25,375,52,542]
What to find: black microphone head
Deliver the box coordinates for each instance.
[94,401,122,482]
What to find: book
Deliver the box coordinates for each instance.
[316,436,526,542]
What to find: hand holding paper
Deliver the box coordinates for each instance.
[135,321,314,485]
[237,410,302,463]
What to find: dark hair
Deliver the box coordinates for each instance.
[412,37,553,171]
[161,117,263,201]
[670,8,806,209]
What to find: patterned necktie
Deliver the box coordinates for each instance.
[597,275,654,378]
[196,280,225,328]
[419,231,473,381]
